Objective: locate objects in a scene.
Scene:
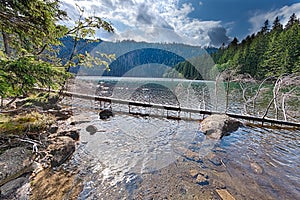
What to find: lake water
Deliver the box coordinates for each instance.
[64,77,300,199]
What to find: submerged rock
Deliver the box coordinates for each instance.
[200,114,243,139]
[86,125,97,135]
[189,169,209,186]
[196,174,209,186]
[250,162,264,174]
[207,152,222,166]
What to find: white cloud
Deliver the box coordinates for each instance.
[199,1,203,6]
[60,0,229,46]
[249,3,300,34]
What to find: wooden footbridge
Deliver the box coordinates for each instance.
[35,88,300,128]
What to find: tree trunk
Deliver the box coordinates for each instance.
[1,30,10,56]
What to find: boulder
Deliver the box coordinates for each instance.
[0,176,29,199]
[200,114,242,139]
[0,147,33,187]
[47,136,75,167]
[0,147,33,199]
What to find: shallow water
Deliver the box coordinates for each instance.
[64,108,300,200]
[65,77,300,199]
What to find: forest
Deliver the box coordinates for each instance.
[212,14,300,80]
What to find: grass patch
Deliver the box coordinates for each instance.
[0,111,55,135]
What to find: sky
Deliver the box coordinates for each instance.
[60,0,300,47]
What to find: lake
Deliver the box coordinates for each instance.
[63,76,300,199]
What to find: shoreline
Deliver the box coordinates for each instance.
[0,94,83,199]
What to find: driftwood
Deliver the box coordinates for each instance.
[262,76,282,120]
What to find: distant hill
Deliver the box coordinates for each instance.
[58,36,217,80]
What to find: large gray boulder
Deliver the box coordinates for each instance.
[0,147,33,199]
[200,114,242,139]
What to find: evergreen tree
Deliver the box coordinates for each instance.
[261,32,285,76]
[285,13,299,29]
[0,0,68,57]
[284,22,300,73]
[260,20,270,34]
[272,16,283,32]
[230,37,239,46]
[212,14,300,79]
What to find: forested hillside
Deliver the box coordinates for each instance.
[59,37,216,79]
[212,14,300,79]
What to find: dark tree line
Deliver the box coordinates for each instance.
[212,13,300,80]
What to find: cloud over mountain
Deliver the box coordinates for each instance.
[60,0,230,47]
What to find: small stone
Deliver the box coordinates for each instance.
[196,174,209,186]
[49,125,59,134]
[189,169,199,178]
[179,187,187,195]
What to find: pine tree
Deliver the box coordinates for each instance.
[272,16,283,32]
[285,13,299,29]
[260,20,270,34]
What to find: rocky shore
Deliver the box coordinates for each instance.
[0,95,82,200]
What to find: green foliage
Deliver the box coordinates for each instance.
[0,0,68,57]
[0,1,114,103]
[78,51,116,70]
[0,56,67,98]
[63,4,114,70]
[212,14,300,79]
